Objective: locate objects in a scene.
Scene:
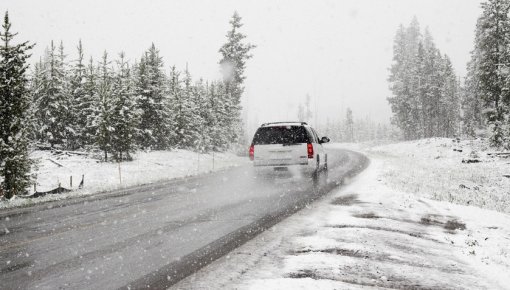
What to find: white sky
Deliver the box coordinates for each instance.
[4,0,483,132]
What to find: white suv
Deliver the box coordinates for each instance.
[249,122,330,179]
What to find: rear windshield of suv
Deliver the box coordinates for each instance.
[252,126,310,145]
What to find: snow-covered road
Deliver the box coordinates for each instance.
[175,151,510,289]
[0,148,367,289]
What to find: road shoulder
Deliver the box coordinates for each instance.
[1,150,246,211]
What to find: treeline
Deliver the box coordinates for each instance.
[388,17,461,141]
[27,12,253,162]
[296,99,397,143]
[463,0,510,148]
[0,11,254,198]
[390,1,510,150]
[30,42,233,161]
[321,108,398,143]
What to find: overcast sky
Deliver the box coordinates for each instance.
[4,0,483,132]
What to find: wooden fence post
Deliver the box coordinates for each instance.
[118,162,122,186]
[78,174,84,189]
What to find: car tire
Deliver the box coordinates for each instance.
[323,161,328,181]
[322,163,328,190]
[313,160,328,194]
[312,159,321,193]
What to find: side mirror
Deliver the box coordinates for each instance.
[320,136,330,144]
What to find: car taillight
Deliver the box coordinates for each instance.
[249,145,255,160]
[307,143,314,159]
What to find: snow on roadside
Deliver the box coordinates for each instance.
[366,138,510,214]
[0,149,247,210]
[174,142,510,289]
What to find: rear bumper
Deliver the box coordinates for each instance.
[253,156,312,167]
[253,161,316,177]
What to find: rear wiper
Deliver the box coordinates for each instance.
[282,143,300,146]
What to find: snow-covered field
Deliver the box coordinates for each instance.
[175,139,510,289]
[370,138,510,214]
[0,149,246,209]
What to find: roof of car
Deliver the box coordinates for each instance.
[260,122,309,127]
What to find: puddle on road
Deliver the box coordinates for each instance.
[327,224,443,243]
[444,220,466,231]
[352,212,380,219]
[286,269,322,280]
[292,248,366,258]
[330,194,361,206]
[420,214,466,231]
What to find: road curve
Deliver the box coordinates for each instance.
[0,148,368,289]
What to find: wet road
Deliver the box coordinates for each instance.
[0,148,367,289]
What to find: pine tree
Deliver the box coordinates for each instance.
[94,51,114,161]
[57,41,76,149]
[404,18,423,139]
[219,11,255,145]
[441,56,460,137]
[82,57,99,147]
[388,18,461,140]
[204,81,219,151]
[37,40,71,148]
[0,12,34,199]
[421,30,440,138]
[181,67,201,148]
[205,80,229,151]
[475,0,510,147]
[193,78,209,151]
[463,44,484,137]
[167,65,183,148]
[216,81,233,150]
[69,40,87,148]
[388,24,414,139]
[28,59,45,142]
[168,66,201,149]
[345,108,354,142]
[110,52,138,161]
[135,44,172,149]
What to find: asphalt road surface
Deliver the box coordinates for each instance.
[0,148,368,289]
